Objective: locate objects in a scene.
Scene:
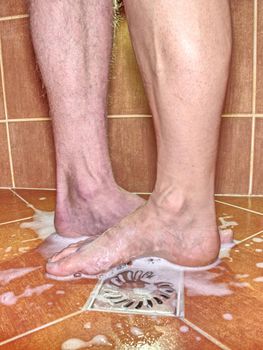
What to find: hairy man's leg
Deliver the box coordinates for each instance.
[46,0,232,276]
[29,0,144,238]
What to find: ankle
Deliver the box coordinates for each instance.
[56,170,118,203]
[149,183,216,224]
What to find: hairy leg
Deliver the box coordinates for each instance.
[29,0,144,238]
[46,0,232,275]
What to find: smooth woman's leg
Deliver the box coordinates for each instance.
[46,0,232,275]
[29,0,144,238]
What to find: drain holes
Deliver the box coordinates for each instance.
[114,299,128,304]
[99,269,177,311]
[153,297,163,305]
[159,294,170,299]
[147,300,153,308]
[124,301,135,308]
[135,301,144,309]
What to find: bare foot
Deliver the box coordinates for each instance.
[55,183,145,238]
[47,192,232,276]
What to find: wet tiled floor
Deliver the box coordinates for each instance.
[0,189,262,349]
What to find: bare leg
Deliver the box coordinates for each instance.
[29,0,144,238]
[47,0,232,275]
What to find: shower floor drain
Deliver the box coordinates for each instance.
[84,257,184,317]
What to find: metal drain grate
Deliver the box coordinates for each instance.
[84,258,184,317]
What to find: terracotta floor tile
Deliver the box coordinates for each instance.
[0,190,33,224]
[216,196,263,214]
[0,195,262,349]
[185,237,263,350]
[0,250,96,342]
[225,232,263,293]
[14,189,56,212]
[215,201,263,241]
[1,311,220,350]
[0,220,41,263]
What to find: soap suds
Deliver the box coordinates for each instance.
[61,338,88,350]
[229,281,250,288]
[218,216,238,230]
[39,197,46,200]
[0,283,53,306]
[179,325,189,333]
[252,237,263,243]
[219,242,237,260]
[255,249,262,253]
[20,210,96,260]
[39,233,91,260]
[253,277,263,282]
[223,313,233,321]
[56,290,65,295]
[185,271,233,297]
[256,262,263,268]
[0,266,41,285]
[196,336,201,341]
[18,247,30,253]
[83,322,91,329]
[234,274,249,279]
[20,210,55,240]
[5,246,12,253]
[130,326,144,337]
[61,335,111,350]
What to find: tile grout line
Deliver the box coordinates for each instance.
[10,188,36,209]
[10,187,56,191]
[248,0,258,195]
[215,199,263,216]
[215,193,263,197]
[0,14,29,22]
[183,319,231,350]
[0,39,15,188]
[0,310,84,347]
[0,216,33,227]
[3,114,263,123]
[237,230,263,245]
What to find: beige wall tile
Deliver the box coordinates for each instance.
[0,124,12,186]
[0,19,49,118]
[252,118,263,194]
[108,18,150,115]
[224,0,253,114]
[215,118,251,194]
[0,0,27,17]
[256,0,263,113]
[9,121,55,188]
[108,117,156,193]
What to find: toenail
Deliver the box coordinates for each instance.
[74,272,82,277]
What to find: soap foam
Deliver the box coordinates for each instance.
[61,335,111,350]
[179,325,189,333]
[0,283,53,306]
[0,266,41,285]
[184,271,233,297]
[20,210,55,240]
[130,326,144,337]
[223,313,233,320]
[253,277,263,282]
[83,322,91,329]
[218,216,238,230]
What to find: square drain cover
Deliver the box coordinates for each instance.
[84,257,184,317]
